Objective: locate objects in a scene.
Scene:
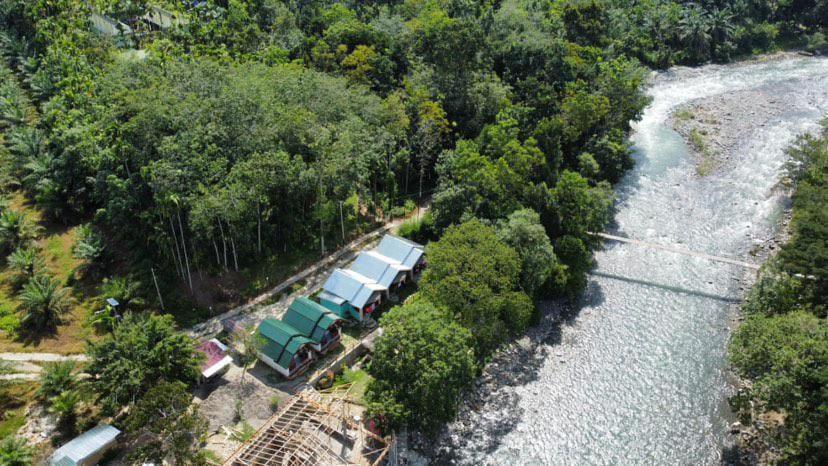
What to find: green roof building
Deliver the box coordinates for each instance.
[257,318,316,379]
[283,297,345,354]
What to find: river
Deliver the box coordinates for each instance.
[429,55,828,465]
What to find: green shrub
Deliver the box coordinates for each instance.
[396,212,436,244]
[805,32,828,54]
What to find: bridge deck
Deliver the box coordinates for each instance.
[591,232,760,270]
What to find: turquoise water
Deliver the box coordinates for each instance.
[440,56,828,465]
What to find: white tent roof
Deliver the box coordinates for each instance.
[350,250,410,288]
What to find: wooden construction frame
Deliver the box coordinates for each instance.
[222,386,392,466]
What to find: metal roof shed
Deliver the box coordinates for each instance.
[89,13,133,37]
[322,269,386,310]
[283,297,345,353]
[257,318,316,379]
[143,6,188,30]
[350,250,411,289]
[49,424,120,466]
[376,234,425,270]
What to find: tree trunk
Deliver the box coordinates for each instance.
[256,201,262,256]
[212,240,221,267]
[176,210,193,291]
[230,236,239,272]
[168,216,184,279]
[218,218,228,270]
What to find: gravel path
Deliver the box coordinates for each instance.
[0,352,88,362]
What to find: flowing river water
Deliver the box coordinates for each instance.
[428,55,828,465]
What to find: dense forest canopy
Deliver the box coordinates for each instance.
[0,0,825,462]
[0,0,823,308]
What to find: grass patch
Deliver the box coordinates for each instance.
[0,380,37,439]
[674,108,695,121]
[334,368,372,404]
[688,129,719,176]
[0,191,96,354]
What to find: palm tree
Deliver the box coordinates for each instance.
[0,210,39,252]
[0,436,33,466]
[6,126,45,164]
[678,5,712,63]
[18,274,73,332]
[7,246,42,286]
[0,82,27,126]
[98,276,144,310]
[37,360,77,400]
[708,8,735,43]
[49,389,80,435]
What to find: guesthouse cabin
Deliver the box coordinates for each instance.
[319,269,386,321]
[376,234,426,276]
[350,250,411,291]
[49,424,120,466]
[196,338,232,383]
[257,318,316,379]
[142,5,188,31]
[89,13,133,37]
[282,297,345,354]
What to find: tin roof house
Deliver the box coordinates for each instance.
[89,13,133,37]
[257,318,316,379]
[282,297,345,354]
[319,269,386,321]
[49,424,120,466]
[142,5,189,30]
[376,234,425,274]
[350,250,411,290]
[196,338,232,382]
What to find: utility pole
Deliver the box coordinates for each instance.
[339,200,345,241]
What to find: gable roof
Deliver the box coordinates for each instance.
[376,234,424,269]
[350,250,410,288]
[283,297,344,342]
[321,269,385,309]
[196,339,232,379]
[258,318,315,369]
[50,424,120,465]
[89,13,133,37]
[143,6,188,29]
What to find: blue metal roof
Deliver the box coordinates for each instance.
[376,234,424,269]
[50,424,120,465]
[321,269,385,309]
[350,251,409,288]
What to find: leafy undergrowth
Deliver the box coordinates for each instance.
[0,192,96,354]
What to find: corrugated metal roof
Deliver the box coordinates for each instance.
[322,269,385,309]
[50,424,120,465]
[376,234,424,269]
[342,269,385,308]
[283,297,344,342]
[318,290,346,305]
[350,251,409,288]
[258,318,314,368]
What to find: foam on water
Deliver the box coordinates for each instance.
[445,56,828,465]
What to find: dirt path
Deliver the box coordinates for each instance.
[187,205,428,339]
[0,352,88,362]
